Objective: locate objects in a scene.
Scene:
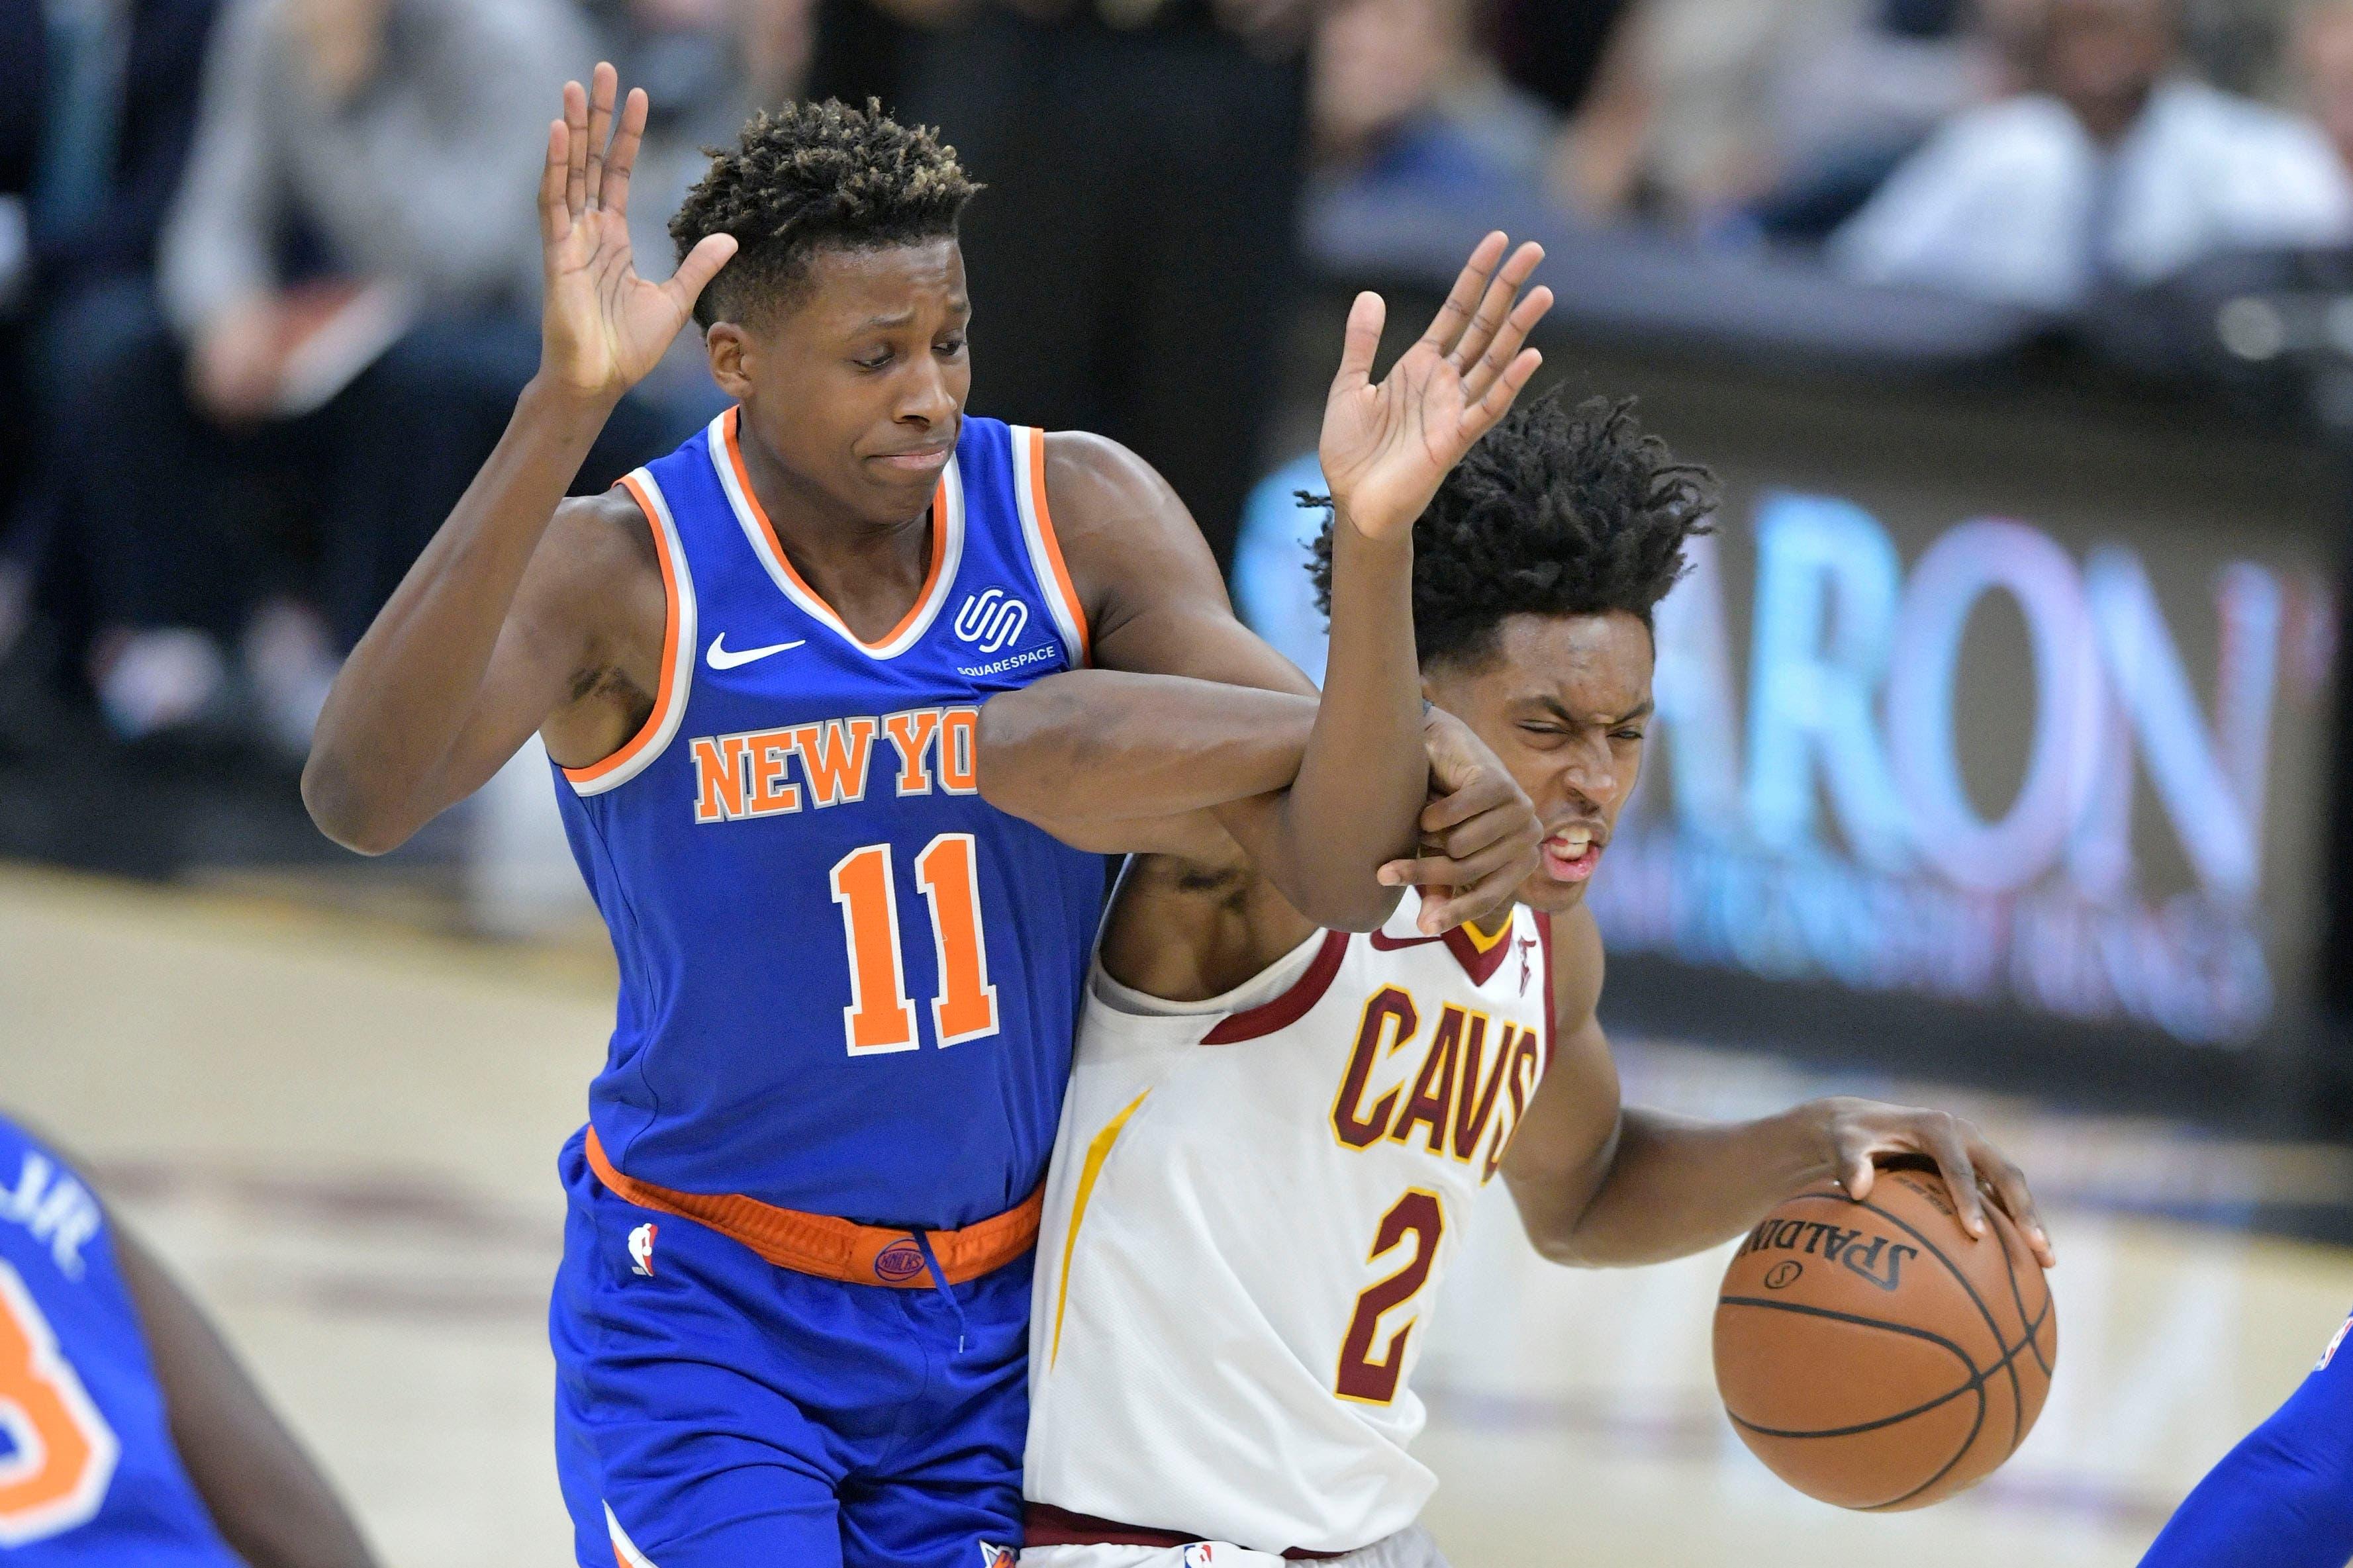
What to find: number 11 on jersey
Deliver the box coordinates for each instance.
[829,833,1000,1056]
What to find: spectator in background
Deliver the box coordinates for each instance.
[0,0,222,673]
[1544,0,1845,220]
[870,0,1312,571]
[1829,0,2353,311]
[1312,0,1557,204]
[60,0,683,755]
[1744,0,2016,240]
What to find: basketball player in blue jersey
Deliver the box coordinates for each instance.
[301,63,1552,1568]
[0,1114,379,1568]
[2138,1305,2353,1566]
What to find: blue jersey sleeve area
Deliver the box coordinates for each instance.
[2139,1312,2353,1568]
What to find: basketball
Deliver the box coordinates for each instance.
[1713,1164,2056,1510]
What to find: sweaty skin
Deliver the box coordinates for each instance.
[980,607,2060,1271]
[301,66,1541,935]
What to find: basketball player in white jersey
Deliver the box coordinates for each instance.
[975,390,2057,1566]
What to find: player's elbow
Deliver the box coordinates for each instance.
[300,749,411,856]
[974,688,1063,819]
[1504,1168,1622,1268]
[1284,874,1400,935]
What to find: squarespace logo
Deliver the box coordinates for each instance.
[1590,492,2336,1044]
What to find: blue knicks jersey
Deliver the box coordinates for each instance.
[554,409,1106,1231]
[0,1118,238,1565]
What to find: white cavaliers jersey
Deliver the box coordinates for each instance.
[1025,889,1556,1555]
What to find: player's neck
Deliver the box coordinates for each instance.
[738,428,936,637]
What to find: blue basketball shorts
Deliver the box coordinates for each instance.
[548,1128,1031,1568]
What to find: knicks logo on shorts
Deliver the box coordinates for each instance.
[873,1240,929,1284]
[978,1545,1015,1568]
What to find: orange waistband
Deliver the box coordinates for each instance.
[583,1126,1041,1288]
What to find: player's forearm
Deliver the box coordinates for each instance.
[2140,1356,2353,1568]
[303,376,609,853]
[975,672,1320,833]
[1520,1106,1829,1268]
[115,1225,381,1568]
[1259,508,1423,931]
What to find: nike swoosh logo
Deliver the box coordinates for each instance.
[706,633,805,670]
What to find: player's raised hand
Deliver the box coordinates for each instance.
[538,64,738,402]
[1318,232,1552,543]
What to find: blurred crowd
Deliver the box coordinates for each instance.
[1,0,2348,771]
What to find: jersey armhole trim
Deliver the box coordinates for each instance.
[1535,911,1557,1073]
[1013,425,1092,667]
[1199,929,1349,1044]
[563,471,696,795]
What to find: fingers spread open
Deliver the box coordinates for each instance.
[540,119,571,247]
[664,232,740,313]
[602,86,649,220]
[1417,231,1506,358]
[563,79,590,220]
[1331,291,1386,396]
[1447,241,1545,375]
[1461,282,1554,410]
[583,62,618,210]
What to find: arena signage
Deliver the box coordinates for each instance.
[1590,491,2337,1044]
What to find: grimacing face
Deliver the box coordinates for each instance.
[706,237,973,529]
[1421,609,1656,915]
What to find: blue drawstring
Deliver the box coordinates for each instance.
[908,1228,969,1356]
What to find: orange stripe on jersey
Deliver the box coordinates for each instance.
[1050,1087,1151,1367]
[724,407,947,652]
[1024,426,1091,665]
[565,473,682,787]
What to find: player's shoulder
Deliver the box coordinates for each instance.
[1038,430,1175,535]
[1546,901,1606,1026]
[530,488,666,632]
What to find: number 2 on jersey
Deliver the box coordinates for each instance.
[0,1260,118,1545]
[829,833,1000,1056]
[1335,1189,1446,1405]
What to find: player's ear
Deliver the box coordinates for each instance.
[706,322,753,400]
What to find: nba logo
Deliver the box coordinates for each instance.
[2321,1313,2352,1370]
[1182,1547,1218,1566]
[628,1222,657,1277]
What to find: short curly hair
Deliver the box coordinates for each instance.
[670,99,981,329]
[1309,392,1716,669]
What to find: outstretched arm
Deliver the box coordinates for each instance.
[303,66,734,853]
[2139,1329,2353,1568]
[1501,909,2056,1269]
[1004,235,1551,931]
[978,676,1543,931]
[113,1220,379,1568]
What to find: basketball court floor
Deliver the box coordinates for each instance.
[10,862,2352,1567]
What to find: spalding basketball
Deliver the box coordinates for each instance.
[1713,1164,2055,1510]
